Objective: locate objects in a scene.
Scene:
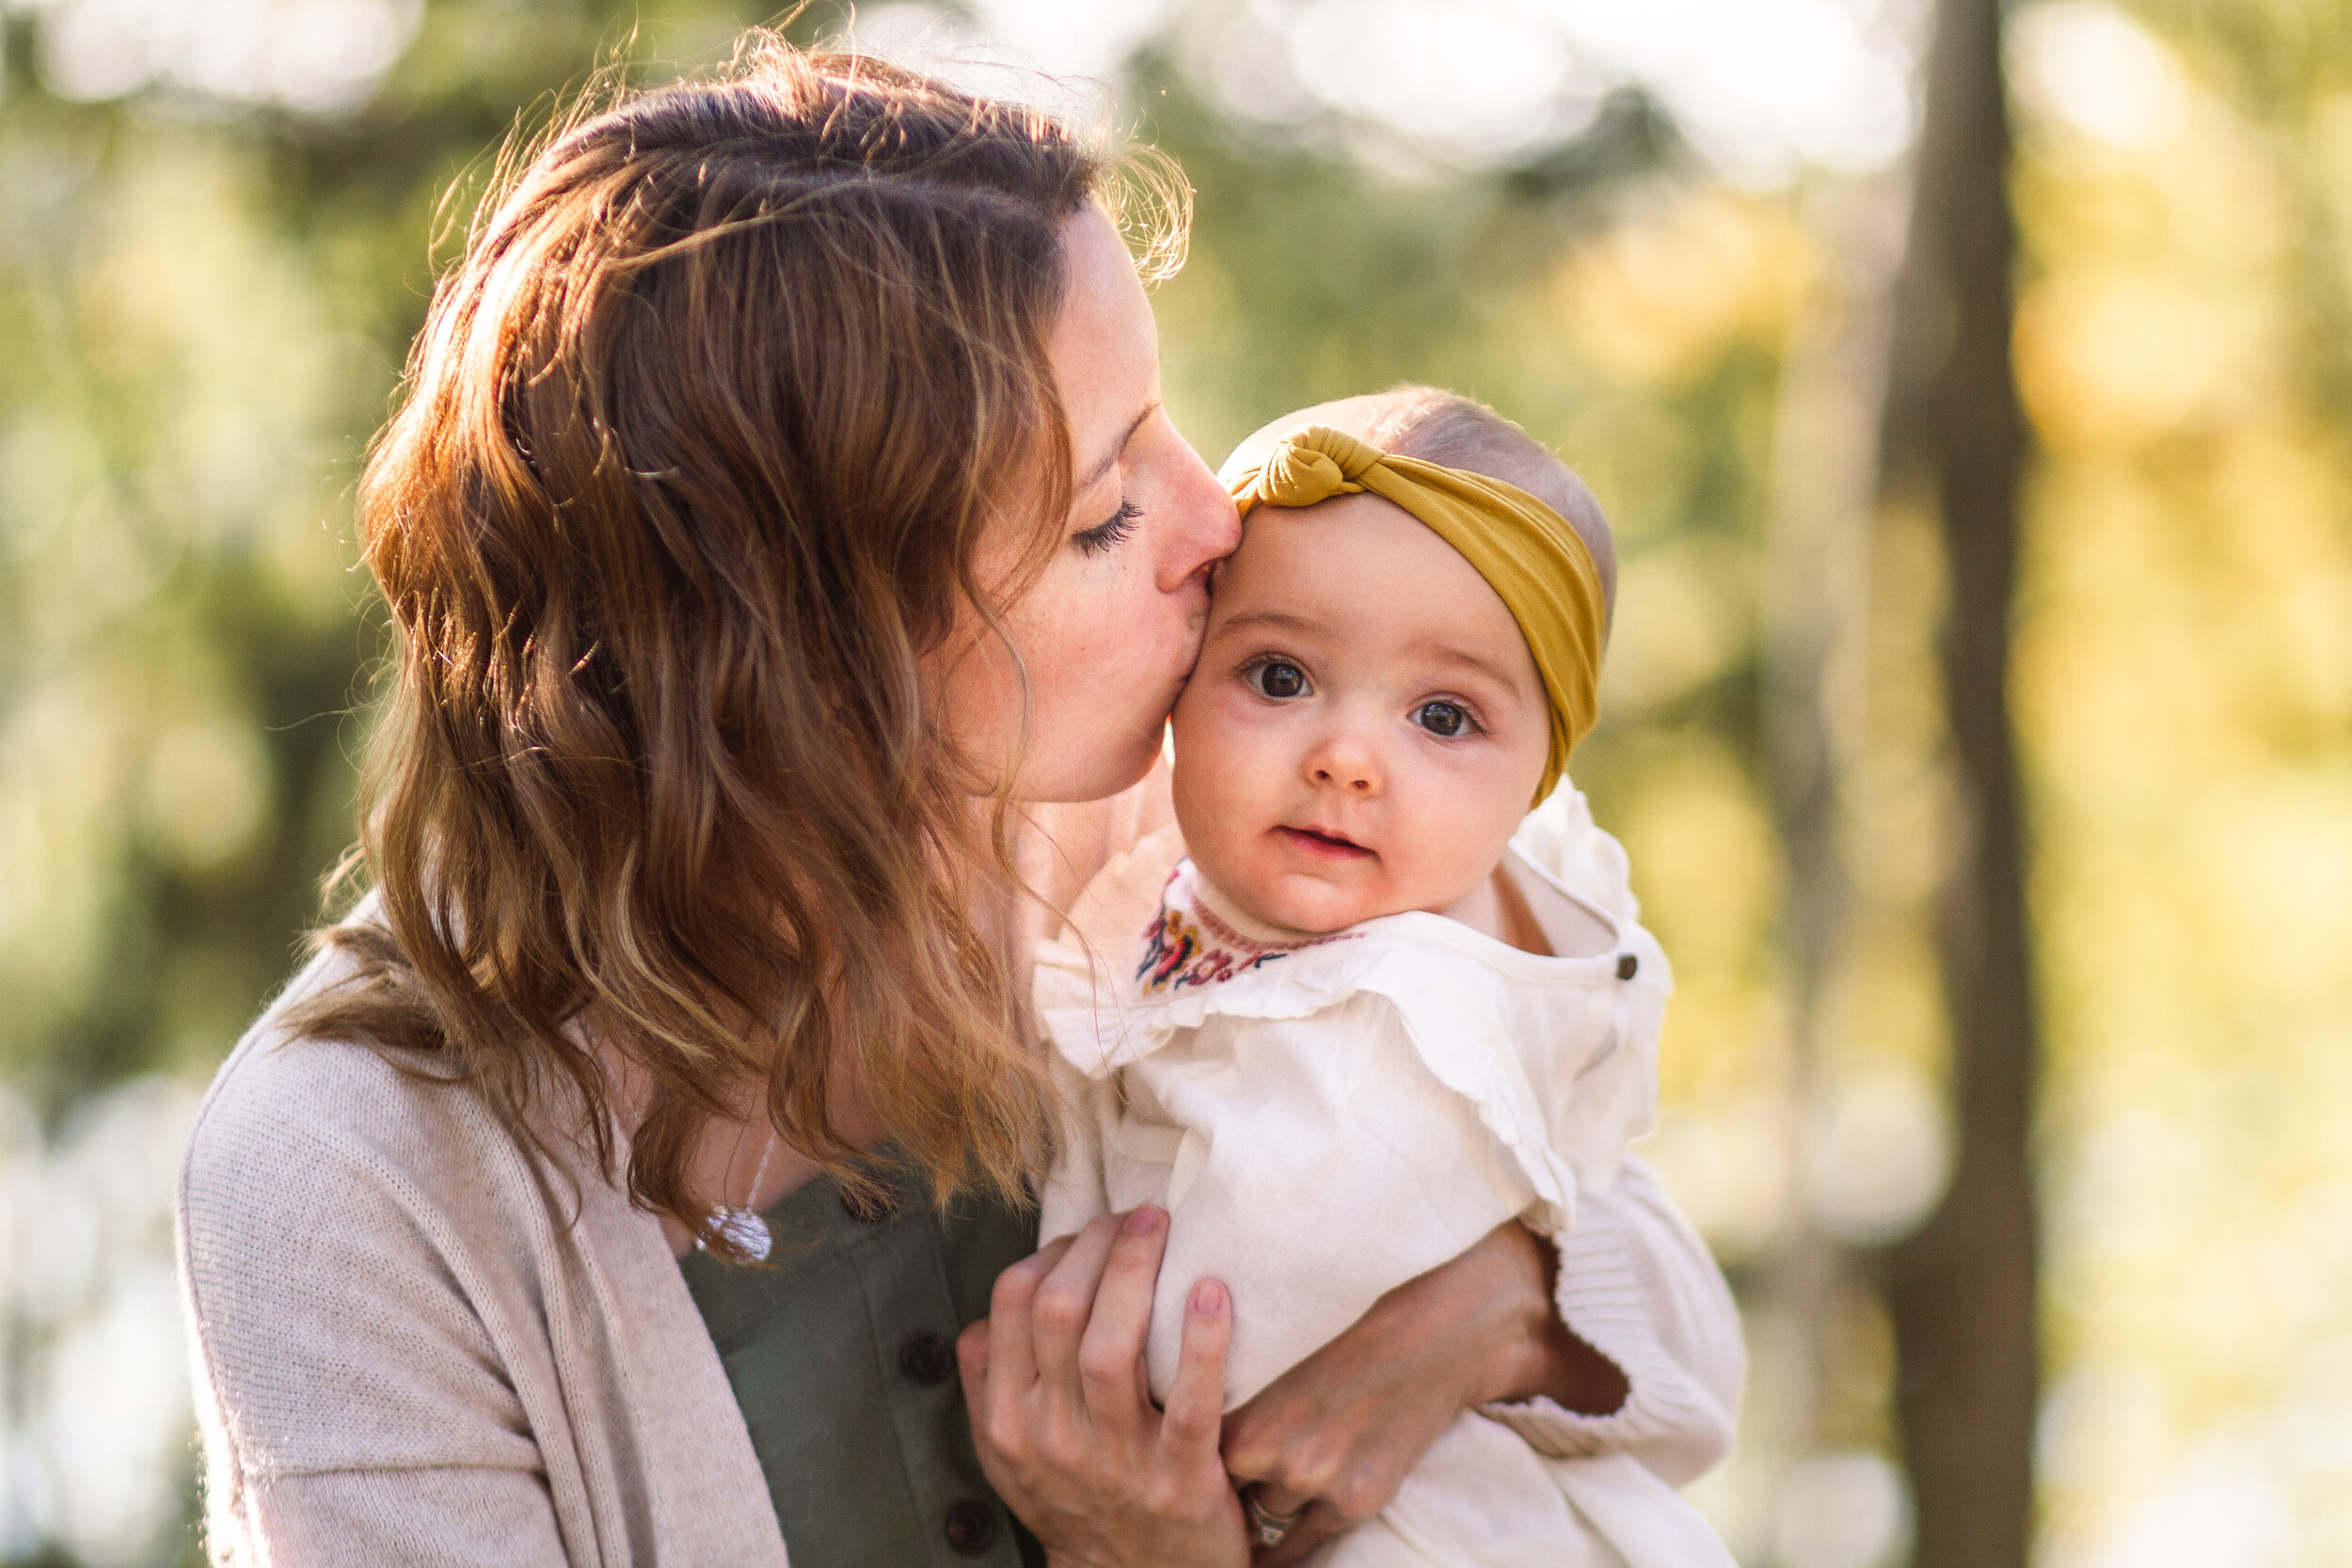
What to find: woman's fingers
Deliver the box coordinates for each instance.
[985,1232,1075,1397]
[1029,1216,1124,1400]
[1253,1499,1345,1568]
[1159,1276,1232,1462]
[965,1225,1252,1568]
[1073,1205,1170,1418]
[1248,1481,1311,1519]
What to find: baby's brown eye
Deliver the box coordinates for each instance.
[1253,662,1308,699]
[1415,701,1469,736]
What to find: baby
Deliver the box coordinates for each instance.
[1034,388,1735,1568]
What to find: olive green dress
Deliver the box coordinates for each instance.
[681,1151,1048,1568]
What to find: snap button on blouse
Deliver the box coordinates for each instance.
[1615,953,1639,980]
[945,1498,999,1555]
[899,1329,956,1386]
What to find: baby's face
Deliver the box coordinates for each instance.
[1170,492,1551,935]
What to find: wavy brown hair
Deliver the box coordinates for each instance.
[295,35,1184,1252]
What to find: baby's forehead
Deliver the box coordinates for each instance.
[1221,489,1428,579]
[1215,495,1536,678]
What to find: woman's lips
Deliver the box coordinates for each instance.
[1273,825,1373,861]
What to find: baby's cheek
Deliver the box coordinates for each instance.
[1170,705,1251,853]
[1391,760,1514,906]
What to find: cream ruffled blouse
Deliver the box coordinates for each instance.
[1032,786,1736,1568]
[1034,783,1671,1405]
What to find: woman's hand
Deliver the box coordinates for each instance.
[959,1207,1248,1568]
[1221,1220,1629,1566]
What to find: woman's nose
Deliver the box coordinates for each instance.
[1156,449,1243,594]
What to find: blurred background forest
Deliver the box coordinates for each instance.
[3,0,2349,1564]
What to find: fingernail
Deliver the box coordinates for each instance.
[1191,1278,1226,1316]
[1124,1205,1164,1234]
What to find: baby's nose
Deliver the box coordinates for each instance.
[1309,738,1380,793]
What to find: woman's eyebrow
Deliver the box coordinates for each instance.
[1077,401,1161,493]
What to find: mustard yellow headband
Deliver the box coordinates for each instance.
[1229,423,1605,807]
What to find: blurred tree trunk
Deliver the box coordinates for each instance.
[1877,0,2041,1563]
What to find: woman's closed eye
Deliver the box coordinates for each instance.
[1412,699,1482,737]
[1073,498,1142,557]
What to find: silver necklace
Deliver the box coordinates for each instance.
[703,1125,779,1261]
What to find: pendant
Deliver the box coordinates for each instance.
[707,1205,772,1261]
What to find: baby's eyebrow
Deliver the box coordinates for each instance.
[1214,608,1326,638]
[1419,641,1531,697]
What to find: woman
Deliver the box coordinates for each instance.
[175,36,1740,1568]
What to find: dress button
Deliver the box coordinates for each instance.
[900,1329,956,1386]
[1615,953,1639,980]
[945,1498,999,1556]
[841,1178,899,1225]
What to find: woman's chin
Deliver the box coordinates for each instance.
[1015,725,1165,805]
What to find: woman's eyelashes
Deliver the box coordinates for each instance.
[1073,498,1143,557]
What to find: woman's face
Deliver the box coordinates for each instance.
[954,205,1240,804]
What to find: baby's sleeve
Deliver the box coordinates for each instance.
[1482,1156,1743,1486]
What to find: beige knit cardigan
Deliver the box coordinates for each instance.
[175,934,790,1567]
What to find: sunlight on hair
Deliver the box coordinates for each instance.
[839,5,1192,281]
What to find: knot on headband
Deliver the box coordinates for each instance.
[1254,425,1381,508]
[1230,423,1607,807]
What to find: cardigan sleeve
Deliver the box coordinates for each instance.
[199,1469,568,1568]
[178,1048,574,1567]
[1480,1156,1744,1485]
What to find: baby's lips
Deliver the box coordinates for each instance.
[1274,823,1375,859]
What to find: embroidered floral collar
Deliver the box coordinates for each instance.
[1135,860,1360,996]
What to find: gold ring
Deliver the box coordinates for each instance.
[1244,1487,1308,1549]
